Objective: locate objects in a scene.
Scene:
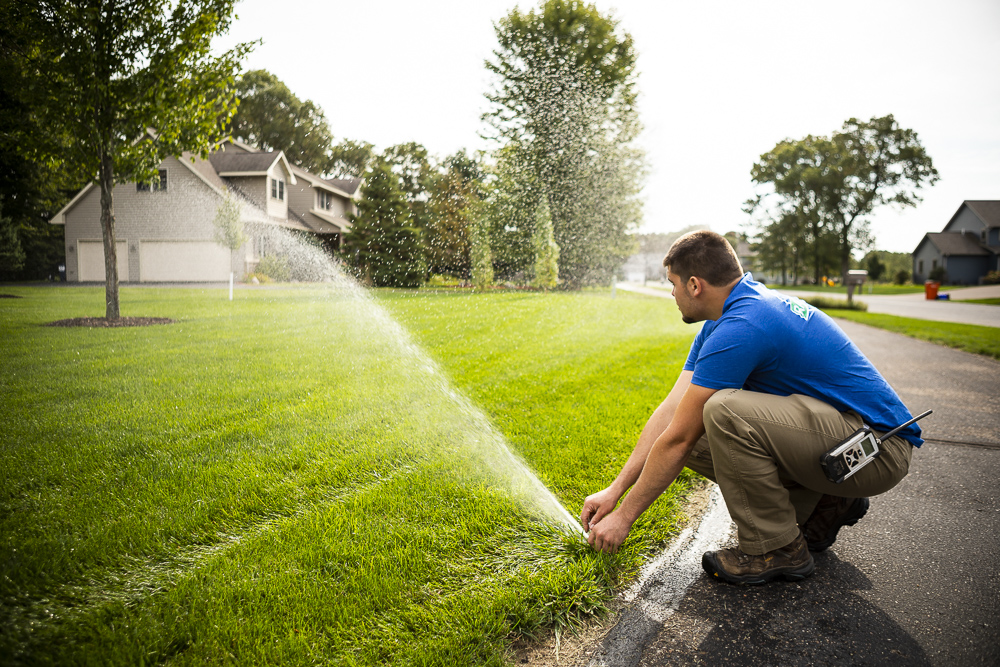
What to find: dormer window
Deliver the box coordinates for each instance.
[317,190,332,211]
[271,177,284,201]
[137,169,167,192]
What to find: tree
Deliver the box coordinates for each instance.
[424,152,485,280]
[0,199,25,277]
[747,135,841,284]
[22,0,252,318]
[865,253,885,282]
[328,139,375,179]
[484,0,646,288]
[228,69,335,175]
[531,196,559,289]
[212,194,247,299]
[342,160,423,287]
[468,202,494,289]
[826,115,939,277]
[749,116,938,283]
[483,142,538,281]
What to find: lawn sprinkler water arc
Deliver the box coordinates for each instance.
[232,197,584,537]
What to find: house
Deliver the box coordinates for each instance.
[912,200,1000,284]
[50,139,361,283]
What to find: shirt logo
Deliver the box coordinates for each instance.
[786,298,811,321]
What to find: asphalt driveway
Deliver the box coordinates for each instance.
[587,287,1000,666]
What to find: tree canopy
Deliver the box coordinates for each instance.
[484,0,645,288]
[748,115,938,282]
[228,69,335,175]
[18,0,251,317]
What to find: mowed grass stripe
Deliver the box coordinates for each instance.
[1,286,697,664]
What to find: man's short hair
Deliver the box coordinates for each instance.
[663,230,744,287]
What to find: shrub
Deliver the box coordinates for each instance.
[894,269,910,285]
[243,272,272,284]
[982,270,1000,285]
[804,296,868,312]
[255,254,291,282]
[928,266,947,283]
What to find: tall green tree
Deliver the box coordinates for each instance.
[228,69,335,174]
[531,196,559,289]
[21,0,251,318]
[342,160,423,288]
[0,199,25,278]
[328,139,375,179]
[827,115,939,277]
[424,152,485,280]
[749,115,937,282]
[484,0,646,288]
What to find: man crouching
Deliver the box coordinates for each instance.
[581,230,922,584]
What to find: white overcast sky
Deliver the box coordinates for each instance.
[215,0,1000,253]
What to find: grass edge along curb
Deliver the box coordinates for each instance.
[823,308,1000,360]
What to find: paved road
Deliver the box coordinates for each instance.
[588,290,1000,666]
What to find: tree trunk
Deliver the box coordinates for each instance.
[98,147,120,320]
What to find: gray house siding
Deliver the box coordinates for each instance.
[942,206,986,236]
[912,239,939,284]
[63,156,230,282]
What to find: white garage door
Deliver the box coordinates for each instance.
[140,241,231,282]
[78,240,128,282]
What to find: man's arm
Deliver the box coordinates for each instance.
[586,382,718,553]
[580,370,693,532]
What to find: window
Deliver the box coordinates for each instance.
[918,260,924,274]
[317,190,332,210]
[136,169,167,192]
[271,177,284,201]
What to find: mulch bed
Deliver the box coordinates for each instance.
[45,317,174,328]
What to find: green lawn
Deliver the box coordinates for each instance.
[0,285,699,665]
[824,309,1000,360]
[958,297,1000,306]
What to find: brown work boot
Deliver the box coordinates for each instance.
[702,532,815,585]
[802,495,869,552]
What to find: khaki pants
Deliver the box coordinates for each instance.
[685,389,912,555]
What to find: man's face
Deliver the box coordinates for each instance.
[667,270,699,324]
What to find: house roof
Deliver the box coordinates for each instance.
[288,164,357,199]
[326,177,362,196]
[964,200,1000,227]
[923,232,991,257]
[208,151,296,183]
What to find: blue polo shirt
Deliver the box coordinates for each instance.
[683,274,923,447]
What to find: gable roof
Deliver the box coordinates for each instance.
[208,150,296,183]
[923,232,991,257]
[289,164,356,198]
[964,200,1000,227]
[326,176,362,196]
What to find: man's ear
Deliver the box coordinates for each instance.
[688,276,704,296]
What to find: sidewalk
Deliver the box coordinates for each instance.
[588,288,1000,666]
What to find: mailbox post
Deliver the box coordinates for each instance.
[846,270,868,306]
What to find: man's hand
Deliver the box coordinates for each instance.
[580,486,622,533]
[587,510,632,554]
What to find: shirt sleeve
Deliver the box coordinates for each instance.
[689,317,775,390]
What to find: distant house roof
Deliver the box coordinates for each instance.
[922,232,991,257]
[209,150,296,183]
[964,200,1000,227]
[326,177,362,196]
[288,164,359,198]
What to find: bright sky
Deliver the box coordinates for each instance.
[216,0,1000,254]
